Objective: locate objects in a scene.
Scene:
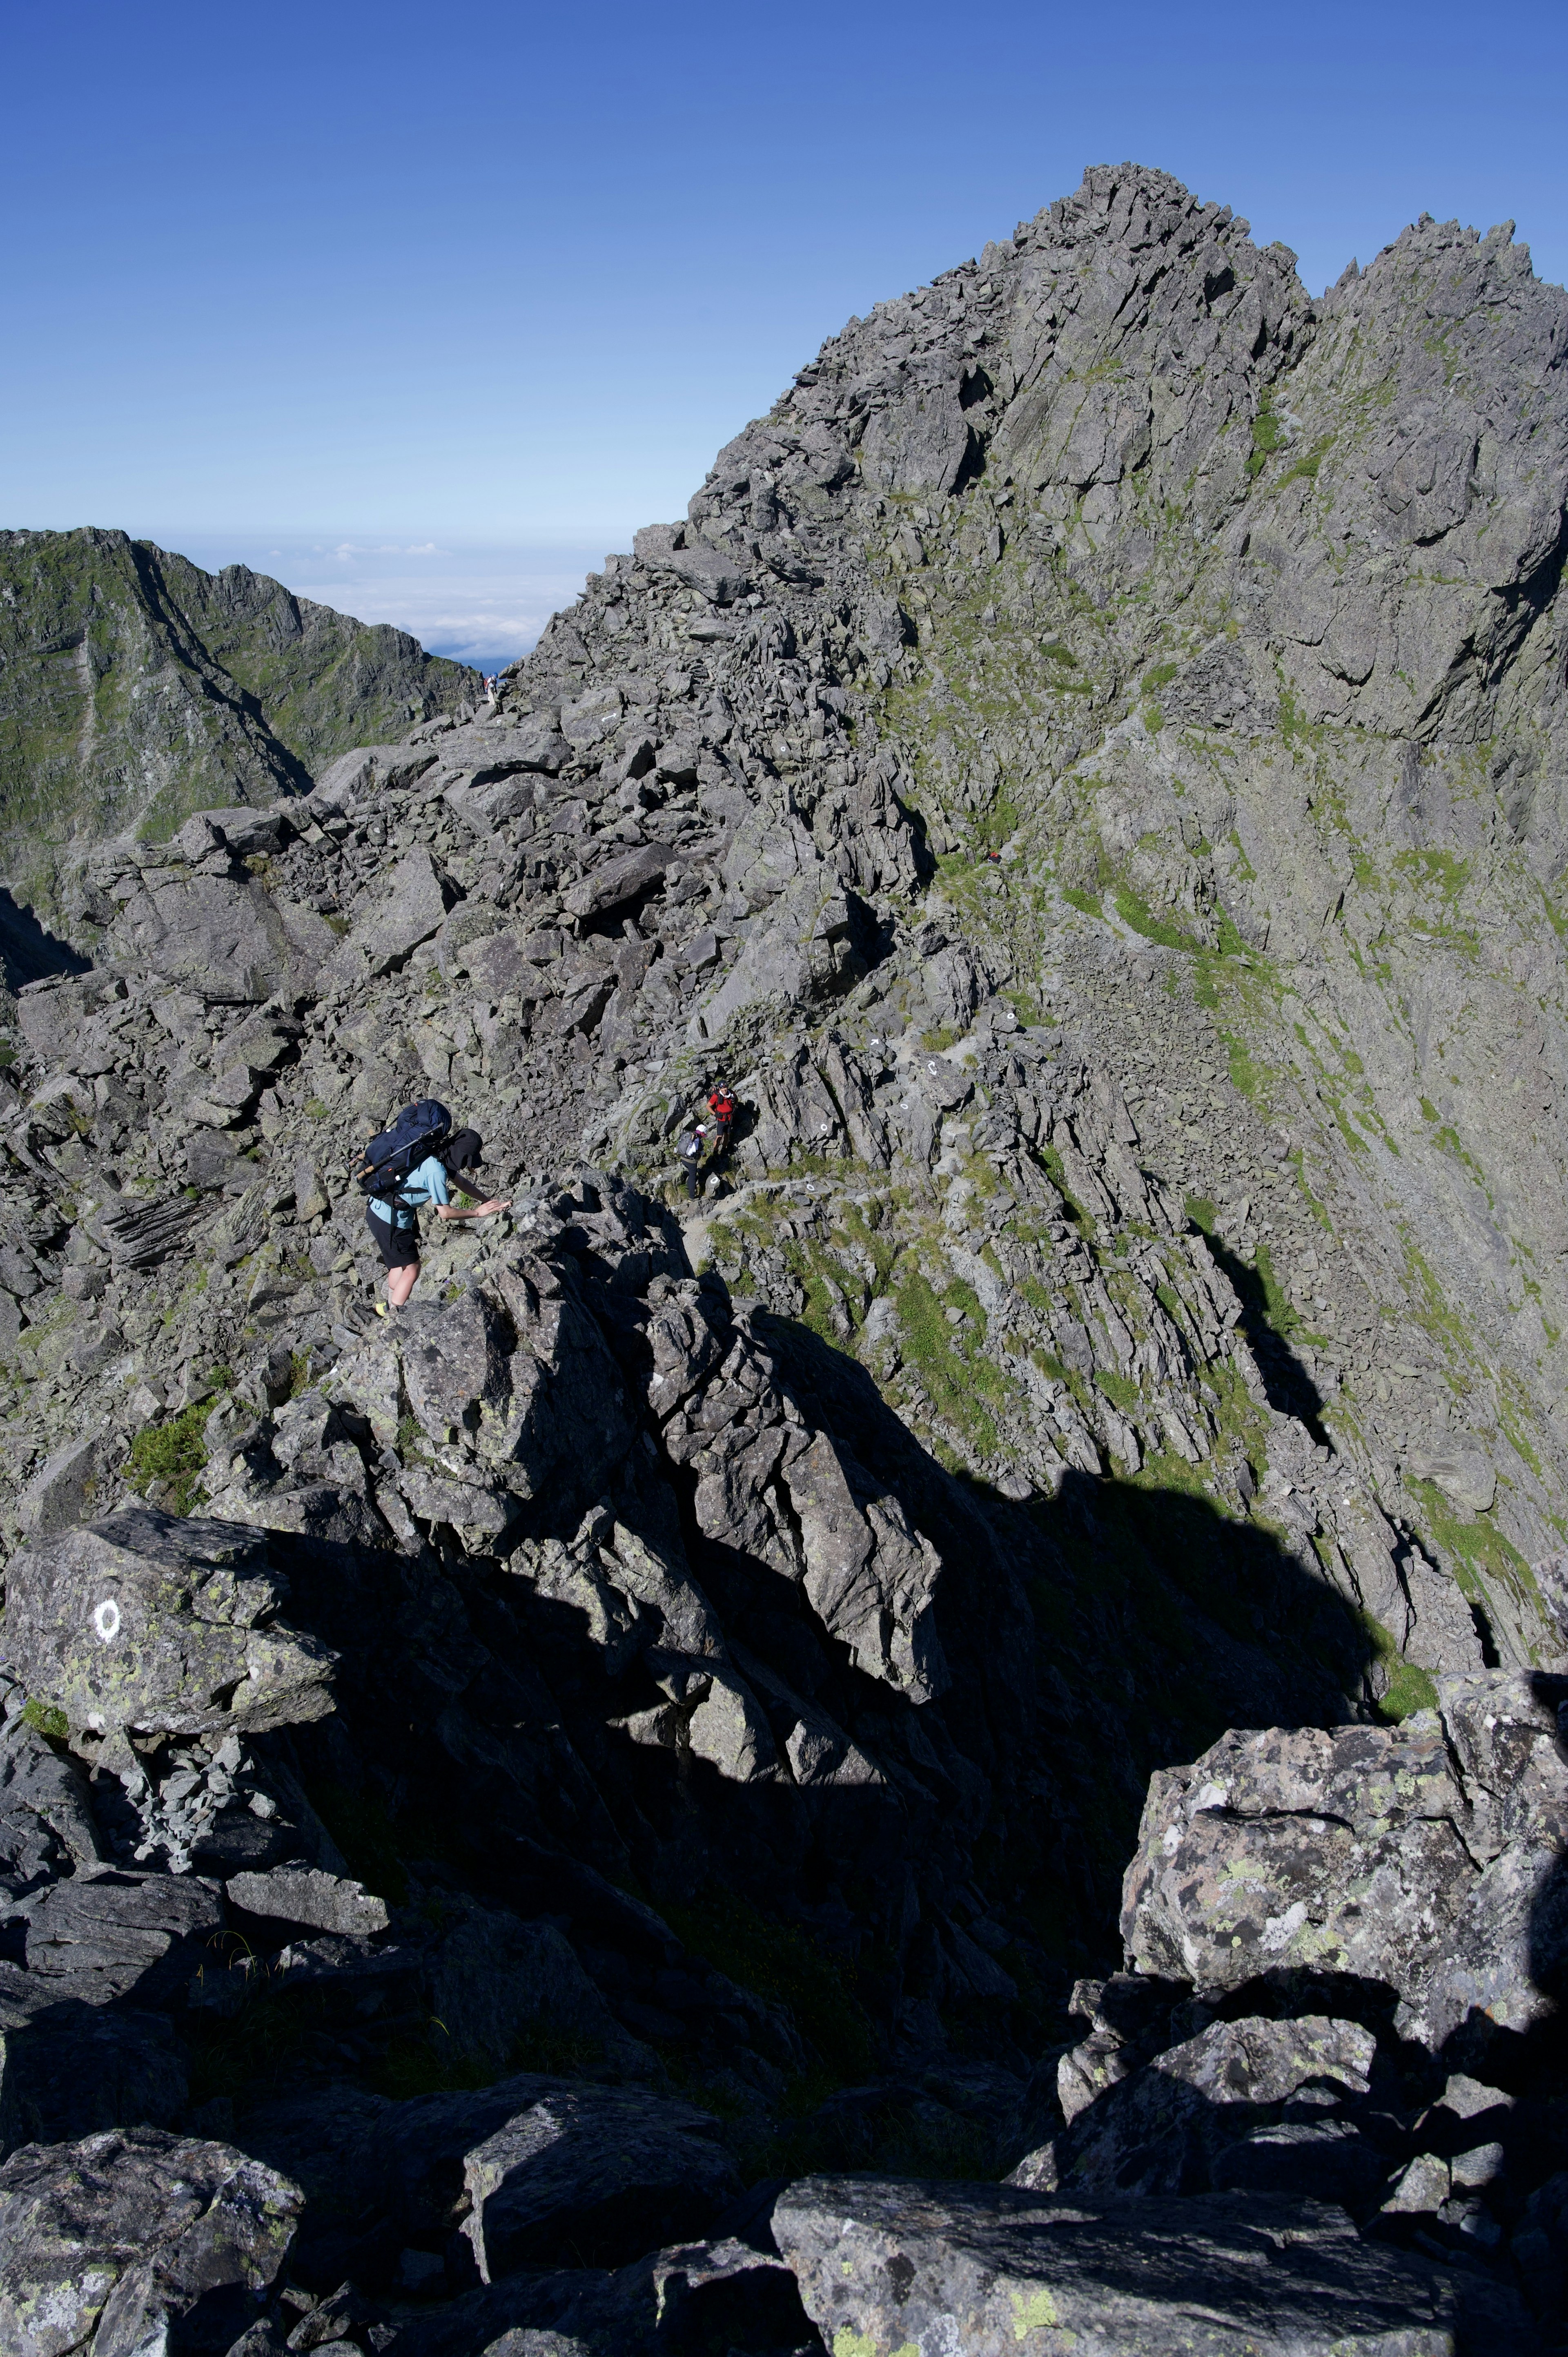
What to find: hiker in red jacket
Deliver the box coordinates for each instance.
[706,1085,736,1163]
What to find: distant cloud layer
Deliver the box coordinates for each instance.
[159,532,623,667]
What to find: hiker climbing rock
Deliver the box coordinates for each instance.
[677,1124,708,1202]
[705,1083,736,1163]
[359,1104,511,1309]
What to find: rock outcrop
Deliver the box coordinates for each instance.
[2,161,1568,2349]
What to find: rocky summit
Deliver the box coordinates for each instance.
[1,161,1568,2352]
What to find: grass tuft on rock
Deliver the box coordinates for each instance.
[124,1397,212,1514]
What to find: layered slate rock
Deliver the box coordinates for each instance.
[0,1710,104,1901]
[1120,1671,1568,2046]
[772,2176,1529,2354]
[24,1870,223,2006]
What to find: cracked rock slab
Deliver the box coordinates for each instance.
[772,2175,1530,2355]
[225,1866,389,1936]
[0,2125,302,2357]
[1009,2016,1379,2203]
[461,2083,740,2281]
[1119,1671,1568,2046]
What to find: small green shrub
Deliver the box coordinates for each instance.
[1361,1614,1439,1723]
[125,1398,212,1514]
[1247,402,1285,478]
[21,1697,69,1741]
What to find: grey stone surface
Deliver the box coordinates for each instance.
[0,1992,188,2160]
[16,1433,107,1541]
[423,1909,653,2078]
[2,1510,336,1762]
[1120,1671,1568,2046]
[24,1869,223,2003]
[460,2083,739,2279]
[225,1866,388,1936]
[0,2125,302,2356]
[344,847,460,977]
[1010,2016,1380,2204]
[0,1709,105,1900]
[773,2176,1530,2354]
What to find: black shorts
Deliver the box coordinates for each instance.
[367,1206,421,1269]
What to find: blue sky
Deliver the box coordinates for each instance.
[4,0,1564,667]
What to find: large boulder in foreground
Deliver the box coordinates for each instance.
[2,1509,337,1766]
[1120,1671,1568,2048]
[772,2176,1529,2355]
[0,2125,302,2355]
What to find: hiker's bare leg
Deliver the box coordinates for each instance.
[387,1260,420,1308]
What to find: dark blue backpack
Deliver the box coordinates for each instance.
[356,1099,451,1199]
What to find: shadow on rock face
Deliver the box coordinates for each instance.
[0,886,91,991]
[1203,1229,1328,1441]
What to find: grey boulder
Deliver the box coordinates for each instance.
[0,1981,188,2161]
[1009,2016,1382,2208]
[1120,1671,1568,2047]
[632,524,750,605]
[0,2125,302,2355]
[341,847,460,977]
[0,1710,105,1900]
[335,1251,633,1513]
[249,2073,728,2263]
[423,1909,653,2079]
[1408,1443,1498,1518]
[772,2176,1530,2355]
[2,1509,337,1764]
[24,1870,223,2005]
[225,1866,389,1936]
[563,845,671,923]
[15,1433,107,1542]
[461,2083,740,2280]
[102,869,308,1004]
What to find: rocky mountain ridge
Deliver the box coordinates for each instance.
[3,162,1568,2350]
[0,528,479,959]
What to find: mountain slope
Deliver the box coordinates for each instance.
[2,164,1568,2346]
[0,528,478,930]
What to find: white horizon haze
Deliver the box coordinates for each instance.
[140,530,634,671]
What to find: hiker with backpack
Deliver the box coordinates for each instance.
[677,1124,708,1202]
[357,1101,510,1310]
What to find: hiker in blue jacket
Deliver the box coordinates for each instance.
[367,1127,510,1311]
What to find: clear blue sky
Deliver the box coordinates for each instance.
[3,0,1564,665]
